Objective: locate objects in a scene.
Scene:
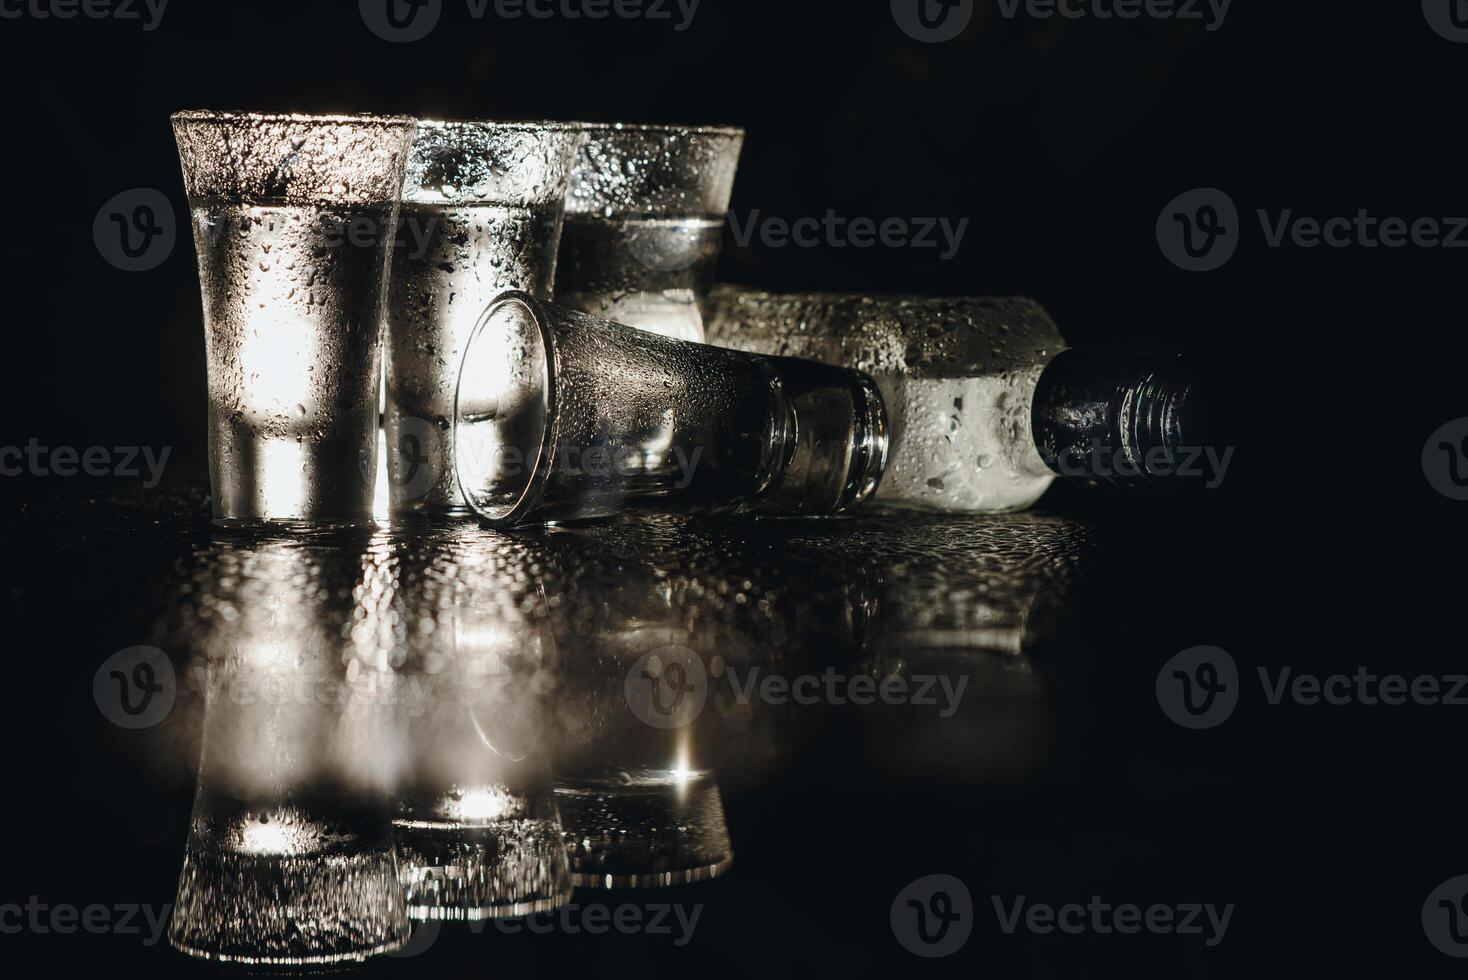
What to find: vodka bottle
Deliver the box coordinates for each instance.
[704,286,1207,513]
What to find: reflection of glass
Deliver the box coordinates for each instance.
[548,564,733,889]
[389,532,572,919]
[557,123,743,343]
[167,537,409,965]
[385,120,582,517]
[172,112,415,526]
[454,292,888,525]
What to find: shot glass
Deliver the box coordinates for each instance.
[384,120,583,517]
[453,292,889,526]
[555,123,744,343]
[172,111,415,526]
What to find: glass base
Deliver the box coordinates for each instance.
[394,818,574,921]
[169,936,408,967]
[556,768,734,890]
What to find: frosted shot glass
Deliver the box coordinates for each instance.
[172,111,415,526]
[453,292,888,526]
[555,123,744,343]
[384,120,583,516]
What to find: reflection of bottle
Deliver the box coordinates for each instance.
[705,287,1207,514]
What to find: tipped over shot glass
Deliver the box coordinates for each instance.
[453,292,888,527]
[172,110,415,526]
[384,120,584,517]
[556,123,744,343]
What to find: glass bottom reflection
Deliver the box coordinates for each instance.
[169,802,409,966]
[393,785,574,921]
[556,767,733,889]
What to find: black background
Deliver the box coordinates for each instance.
[0,0,1462,976]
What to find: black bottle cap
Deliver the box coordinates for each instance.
[1031,350,1210,489]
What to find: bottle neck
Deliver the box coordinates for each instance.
[1031,350,1205,488]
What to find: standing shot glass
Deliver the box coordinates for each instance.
[555,123,744,343]
[385,121,583,517]
[172,111,415,526]
[453,292,889,526]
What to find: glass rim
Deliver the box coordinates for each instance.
[171,109,416,128]
[574,121,745,139]
[413,118,597,132]
[454,291,558,527]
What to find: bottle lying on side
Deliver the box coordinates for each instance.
[703,286,1214,514]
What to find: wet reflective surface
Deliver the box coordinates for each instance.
[0,476,1275,974]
